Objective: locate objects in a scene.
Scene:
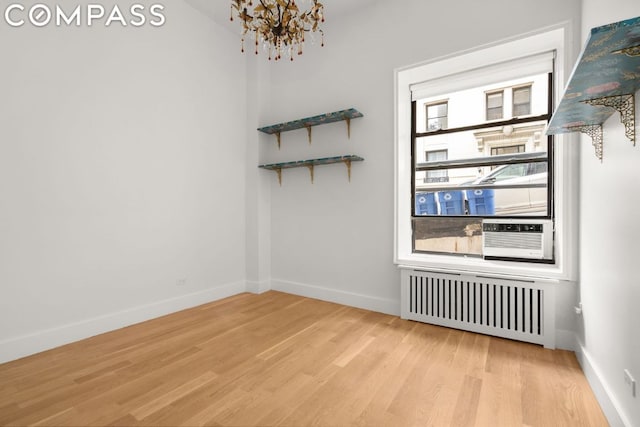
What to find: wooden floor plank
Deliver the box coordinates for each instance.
[0,291,608,427]
[131,371,218,421]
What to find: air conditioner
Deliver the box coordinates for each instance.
[482,219,553,260]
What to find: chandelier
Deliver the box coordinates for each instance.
[230,0,325,61]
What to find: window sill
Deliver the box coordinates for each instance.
[395,251,571,282]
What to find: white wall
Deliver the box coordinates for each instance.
[579,2,640,426]
[0,2,247,362]
[258,0,581,315]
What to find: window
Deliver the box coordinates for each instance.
[491,144,525,156]
[486,91,503,120]
[426,101,448,131]
[412,73,552,256]
[395,27,576,280]
[424,150,448,183]
[513,85,532,116]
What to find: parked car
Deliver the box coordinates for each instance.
[470,162,547,215]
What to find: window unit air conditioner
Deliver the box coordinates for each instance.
[482,219,553,260]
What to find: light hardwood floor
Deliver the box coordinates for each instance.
[0,291,608,426]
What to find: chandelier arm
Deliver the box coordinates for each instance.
[275,1,283,23]
[282,0,297,29]
[288,12,312,33]
[258,0,276,21]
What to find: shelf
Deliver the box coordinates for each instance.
[259,155,364,185]
[546,16,640,161]
[258,108,363,148]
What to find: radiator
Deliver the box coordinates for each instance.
[400,269,556,348]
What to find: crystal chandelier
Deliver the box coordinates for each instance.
[230,0,324,61]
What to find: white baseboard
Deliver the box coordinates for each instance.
[575,341,629,427]
[271,279,400,316]
[555,329,578,351]
[0,281,247,365]
[246,280,272,294]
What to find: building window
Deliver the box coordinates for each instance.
[513,85,532,116]
[490,144,526,170]
[424,150,449,183]
[486,91,503,120]
[426,101,448,131]
[491,144,526,156]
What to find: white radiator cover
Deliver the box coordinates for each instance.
[401,269,556,348]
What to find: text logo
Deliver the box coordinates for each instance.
[4,3,166,27]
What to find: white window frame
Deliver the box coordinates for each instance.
[394,25,578,281]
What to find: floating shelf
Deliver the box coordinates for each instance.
[546,16,640,161]
[258,108,363,148]
[259,155,364,185]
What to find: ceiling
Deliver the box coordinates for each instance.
[183,0,377,31]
